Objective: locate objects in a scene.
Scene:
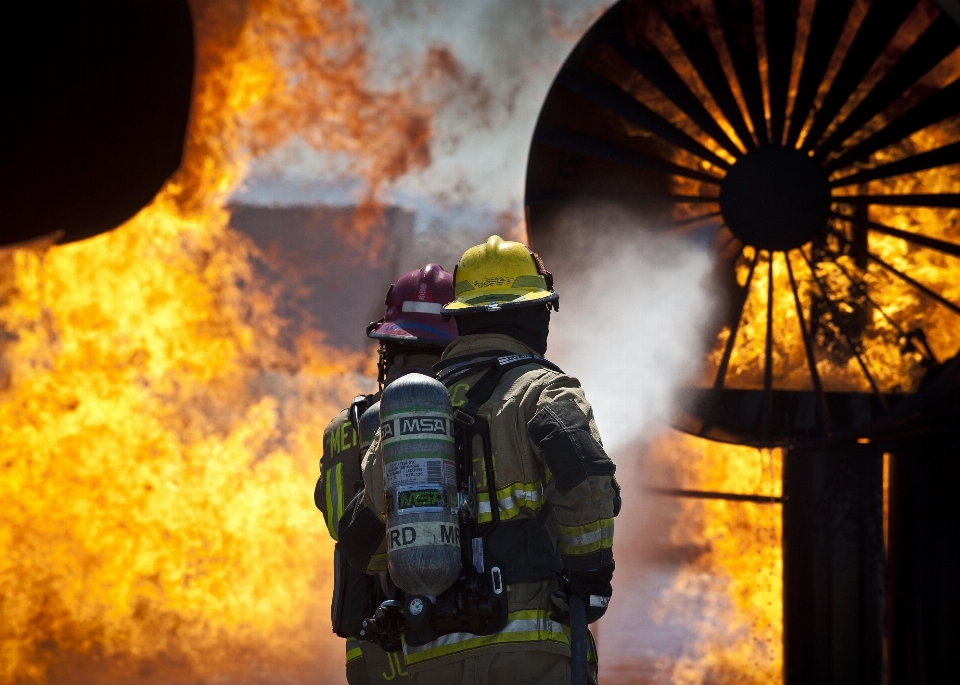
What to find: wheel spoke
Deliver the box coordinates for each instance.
[713,0,769,144]
[526,192,720,206]
[830,211,960,259]
[764,0,801,145]
[814,14,960,161]
[671,211,723,229]
[699,249,761,437]
[785,252,832,435]
[761,251,775,442]
[825,79,960,173]
[831,193,960,209]
[801,0,919,155]
[785,0,856,147]
[868,249,960,317]
[536,130,724,184]
[829,253,906,335]
[827,256,937,365]
[799,247,890,408]
[557,72,732,170]
[596,11,745,159]
[652,0,757,150]
[830,141,960,187]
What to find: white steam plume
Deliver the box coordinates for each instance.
[547,221,717,450]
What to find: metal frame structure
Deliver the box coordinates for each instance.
[525,2,960,682]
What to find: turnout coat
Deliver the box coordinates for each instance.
[349,334,618,673]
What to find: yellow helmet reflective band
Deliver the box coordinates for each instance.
[442,235,559,314]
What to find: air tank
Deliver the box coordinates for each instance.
[358,400,380,457]
[380,373,460,597]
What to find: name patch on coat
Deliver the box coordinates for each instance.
[387,521,461,550]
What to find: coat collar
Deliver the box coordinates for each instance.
[385,353,442,384]
[440,333,541,361]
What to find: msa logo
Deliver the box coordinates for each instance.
[381,416,448,440]
[399,417,447,436]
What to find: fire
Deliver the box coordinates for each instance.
[571,1,958,682]
[0,1,431,682]
[652,6,957,681]
[605,431,782,685]
[648,432,783,685]
[583,0,960,396]
[712,110,960,395]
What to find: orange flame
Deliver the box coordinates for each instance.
[647,432,782,685]
[0,1,433,682]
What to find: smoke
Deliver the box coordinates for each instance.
[245,0,613,210]
[546,211,718,451]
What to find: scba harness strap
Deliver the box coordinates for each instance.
[330,393,383,642]
[436,352,564,585]
[359,352,567,648]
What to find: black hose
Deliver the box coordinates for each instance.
[568,594,588,685]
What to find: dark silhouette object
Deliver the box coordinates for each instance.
[525,1,960,683]
[1,0,194,247]
[526,0,960,446]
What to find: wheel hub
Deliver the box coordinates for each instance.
[720,146,830,252]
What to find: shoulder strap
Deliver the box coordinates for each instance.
[433,350,515,373]
[443,353,564,532]
[437,354,564,410]
[348,393,374,434]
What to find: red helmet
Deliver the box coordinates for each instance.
[367,264,458,346]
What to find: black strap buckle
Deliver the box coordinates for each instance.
[454,409,476,426]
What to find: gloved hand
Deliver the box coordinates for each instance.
[550,570,613,625]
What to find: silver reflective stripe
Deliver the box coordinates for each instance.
[401,301,444,314]
[506,486,543,508]
[477,484,543,515]
[558,527,605,549]
[495,353,535,365]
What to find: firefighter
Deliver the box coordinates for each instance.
[344,236,618,684]
[315,263,458,685]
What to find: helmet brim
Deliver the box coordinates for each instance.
[441,289,558,315]
[367,318,456,346]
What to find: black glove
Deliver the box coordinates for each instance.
[550,570,613,625]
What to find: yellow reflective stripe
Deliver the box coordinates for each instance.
[346,639,363,663]
[558,517,614,555]
[367,552,387,574]
[335,464,345,529]
[324,462,343,540]
[476,481,544,523]
[403,610,568,665]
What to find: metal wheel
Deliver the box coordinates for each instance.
[526,0,960,446]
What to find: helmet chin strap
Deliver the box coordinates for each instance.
[377,342,389,391]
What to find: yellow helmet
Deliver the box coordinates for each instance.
[442,235,559,315]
